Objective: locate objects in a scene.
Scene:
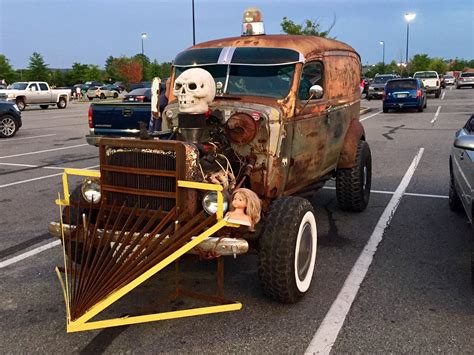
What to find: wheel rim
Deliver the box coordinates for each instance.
[294,211,317,292]
[297,222,313,281]
[59,99,65,107]
[17,101,25,110]
[0,117,16,137]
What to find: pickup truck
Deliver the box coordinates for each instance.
[413,71,442,97]
[86,102,151,146]
[0,81,70,111]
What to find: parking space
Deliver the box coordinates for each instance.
[0,89,473,353]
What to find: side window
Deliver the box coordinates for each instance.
[298,62,324,100]
[39,83,48,91]
[29,83,38,91]
[464,115,474,133]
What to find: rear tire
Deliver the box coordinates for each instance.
[418,104,424,112]
[113,92,118,99]
[40,105,49,109]
[100,93,106,100]
[57,97,67,109]
[336,140,372,212]
[0,115,19,138]
[435,89,441,98]
[88,96,93,101]
[258,197,317,303]
[383,107,389,113]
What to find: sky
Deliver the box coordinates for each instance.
[0,0,473,69]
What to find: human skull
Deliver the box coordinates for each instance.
[174,68,216,114]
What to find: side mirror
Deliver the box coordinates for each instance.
[454,134,474,151]
[309,85,323,100]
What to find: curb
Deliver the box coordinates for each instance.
[360,107,372,115]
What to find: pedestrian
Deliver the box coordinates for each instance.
[149,78,170,132]
[75,86,82,100]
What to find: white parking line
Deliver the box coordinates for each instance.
[430,106,442,125]
[0,240,61,269]
[0,134,56,142]
[359,110,381,122]
[0,162,68,170]
[0,143,88,159]
[323,186,447,199]
[441,92,446,100]
[306,148,424,354]
[0,164,99,188]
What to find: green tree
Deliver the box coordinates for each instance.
[0,55,18,84]
[429,58,447,74]
[409,54,431,74]
[26,52,49,81]
[67,62,90,84]
[105,56,120,82]
[449,58,469,71]
[281,16,335,37]
[133,54,151,80]
[85,65,102,81]
[49,70,66,87]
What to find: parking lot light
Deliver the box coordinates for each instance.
[141,32,147,56]
[404,12,416,64]
[379,41,385,71]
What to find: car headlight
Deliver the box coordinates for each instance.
[7,93,15,98]
[369,86,374,90]
[81,178,101,204]
[13,104,20,111]
[202,191,229,215]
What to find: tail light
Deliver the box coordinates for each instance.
[459,77,464,81]
[136,96,145,102]
[88,105,93,128]
[416,89,422,97]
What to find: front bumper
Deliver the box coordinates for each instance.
[48,221,249,256]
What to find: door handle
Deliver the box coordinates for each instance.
[460,152,465,160]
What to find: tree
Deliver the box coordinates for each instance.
[133,54,151,80]
[429,58,447,74]
[410,54,431,74]
[49,70,66,87]
[149,60,172,79]
[26,52,49,81]
[280,16,335,38]
[0,55,18,84]
[67,62,89,84]
[115,57,142,86]
[105,56,120,82]
[85,65,102,82]
[449,58,469,71]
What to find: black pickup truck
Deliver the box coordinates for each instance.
[86,102,151,146]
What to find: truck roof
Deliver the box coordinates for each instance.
[190,34,359,60]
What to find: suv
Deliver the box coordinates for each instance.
[456,72,474,89]
[367,74,398,100]
[413,71,442,97]
[49,30,372,329]
[383,78,427,113]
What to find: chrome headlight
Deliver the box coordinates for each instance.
[81,178,101,204]
[202,191,229,215]
[7,93,15,98]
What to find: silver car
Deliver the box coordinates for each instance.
[87,85,119,100]
[449,114,474,282]
[456,72,474,89]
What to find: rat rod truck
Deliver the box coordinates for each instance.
[50,17,371,332]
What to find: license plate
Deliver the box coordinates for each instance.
[128,98,134,101]
[397,93,407,98]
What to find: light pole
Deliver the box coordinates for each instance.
[192,0,196,45]
[141,32,147,56]
[404,12,416,64]
[379,41,385,72]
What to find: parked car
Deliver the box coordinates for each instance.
[456,72,474,89]
[0,81,70,110]
[0,101,22,138]
[367,74,398,100]
[81,81,104,92]
[122,88,151,102]
[382,78,427,113]
[87,85,119,100]
[449,113,474,283]
[413,71,441,97]
[444,75,456,85]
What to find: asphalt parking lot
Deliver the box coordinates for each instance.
[1,88,473,353]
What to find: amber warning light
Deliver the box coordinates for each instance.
[242,7,265,36]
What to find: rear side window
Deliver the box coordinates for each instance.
[298,61,324,100]
[39,83,48,91]
[386,80,417,90]
[461,73,474,77]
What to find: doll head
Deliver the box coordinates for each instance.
[230,188,261,228]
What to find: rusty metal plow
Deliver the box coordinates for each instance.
[55,175,241,332]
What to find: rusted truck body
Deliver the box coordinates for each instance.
[50,28,371,331]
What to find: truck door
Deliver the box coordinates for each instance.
[28,83,40,103]
[38,82,51,103]
[286,61,328,191]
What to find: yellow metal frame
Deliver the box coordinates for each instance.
[55,168,101,206]
[55,176,241,332]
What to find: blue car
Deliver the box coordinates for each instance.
[382,78,427,113]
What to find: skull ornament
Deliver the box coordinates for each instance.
[174,68,216,114]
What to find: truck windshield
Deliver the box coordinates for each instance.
[10,83,28,90]
[413,72,438,79]
[175,64,295,99]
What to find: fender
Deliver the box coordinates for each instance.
[337,118,365,169]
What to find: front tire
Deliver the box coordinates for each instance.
[16,98,25,111]
[258,197,317,303]
[383,107,389,113]
[57,97,67,109]
[435,89,441,98]
[0,115,19,138]
[100,93,106,100]
[113,92,118,98]
[336,140,372,212]
[449,162,463,212]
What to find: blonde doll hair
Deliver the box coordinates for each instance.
[230,188,261,228]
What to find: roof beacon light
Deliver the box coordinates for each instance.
[242,7,265,36]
